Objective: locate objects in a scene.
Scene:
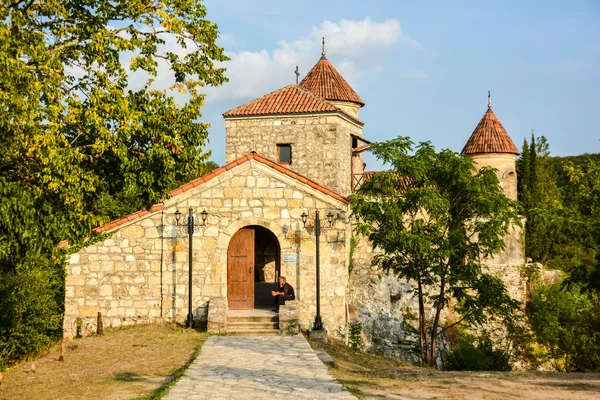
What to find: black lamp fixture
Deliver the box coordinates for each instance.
[174,207,208,328]
[300,209,335,331]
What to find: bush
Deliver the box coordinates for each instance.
[348,321,362,350]
[526,281,600,372]
[0,265,64,370]
[442,333,511,371]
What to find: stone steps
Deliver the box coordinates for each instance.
[227,321,279,330]
[226,313,279,336]
[227,329,280,336]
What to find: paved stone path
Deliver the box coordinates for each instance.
[163,335,356,400]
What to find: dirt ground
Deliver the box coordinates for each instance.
[319,339,600,400]
[0,324,207,400]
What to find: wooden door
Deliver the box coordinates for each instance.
[227,228,255,310]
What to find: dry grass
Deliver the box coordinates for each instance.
[313,339,600,399]
[0,323,208,400]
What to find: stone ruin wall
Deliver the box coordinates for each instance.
[225,114,362,197]
[64,160,350,337]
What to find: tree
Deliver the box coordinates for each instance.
[0,0,227,366]
[527,281,600,372]
[516,133,563,265]
[350,137,521,366]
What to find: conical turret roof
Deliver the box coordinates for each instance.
[461,97,519,155]
[299,56,365,107]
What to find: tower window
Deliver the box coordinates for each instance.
[277,144,292,164]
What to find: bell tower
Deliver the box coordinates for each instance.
[461,92,520,200]
[222,40,370,196]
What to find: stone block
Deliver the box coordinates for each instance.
[145,227,160,238]
[202,285,221,297]
[141,218,155,227]
[204,226,219,237]
[224,188,240,198]
[79,306,99,317]
[264,207,280,219]
[99,285,112,296]
[69,254,80,264]
[66,275,85,286]
[122,225,144,239]
[257,177,269,188]
[279,300,300,336]
[207,297,226,334]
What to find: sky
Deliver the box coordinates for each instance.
[188,0,599,170]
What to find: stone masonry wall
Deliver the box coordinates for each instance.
[225,114,363,196]
[64,160,350,337]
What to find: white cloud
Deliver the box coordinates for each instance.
[109,18,425,108]
[202,18,425,103]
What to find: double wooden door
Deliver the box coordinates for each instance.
[227,228,255,309]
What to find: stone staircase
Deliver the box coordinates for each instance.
[226,311,279,336]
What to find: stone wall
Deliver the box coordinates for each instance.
[64,159,350,337]
[224,114,363,196]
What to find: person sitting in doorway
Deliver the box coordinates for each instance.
[271,276,295,313]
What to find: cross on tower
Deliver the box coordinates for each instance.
[488,90,492,109]
[295,65,299,84]
[321,37,326,57]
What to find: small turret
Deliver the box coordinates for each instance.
[462,92,520,200]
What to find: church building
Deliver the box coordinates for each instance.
[63,46,524,349]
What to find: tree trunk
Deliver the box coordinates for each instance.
[418,276,427,364]
[429,273,446,366]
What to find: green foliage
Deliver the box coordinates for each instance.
[348,234,358,273]
[527,282,600,372]
[348,321,362,350]
[442,331,511,371]
[0,0,227,366]
[517,133,563,264]
[350,137,521,366]
[0,265,64,371]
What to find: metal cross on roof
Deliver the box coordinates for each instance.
[488,90,492,109]
[321,37,325,57]
[295,65,299,84]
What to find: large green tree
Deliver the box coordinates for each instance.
[350,137,521,366]
[0,0,227,366]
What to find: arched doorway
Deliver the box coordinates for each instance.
[227,226,281,310]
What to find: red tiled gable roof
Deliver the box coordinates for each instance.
[89,153,348,235]
[461,108,520,155]
[299,56,364,107]
[222,84,363,125]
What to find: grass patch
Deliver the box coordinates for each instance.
[132,337,204,400]
[0,323,208,400]
[308,337,600,400]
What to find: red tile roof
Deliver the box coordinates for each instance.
[90,152,348,235]
[299,56,364,107]
[461,108,520,155]
[223,84,363,125]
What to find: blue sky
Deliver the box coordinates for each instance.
[196,0,600,170]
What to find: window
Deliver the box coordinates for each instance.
[277,144,292,164]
